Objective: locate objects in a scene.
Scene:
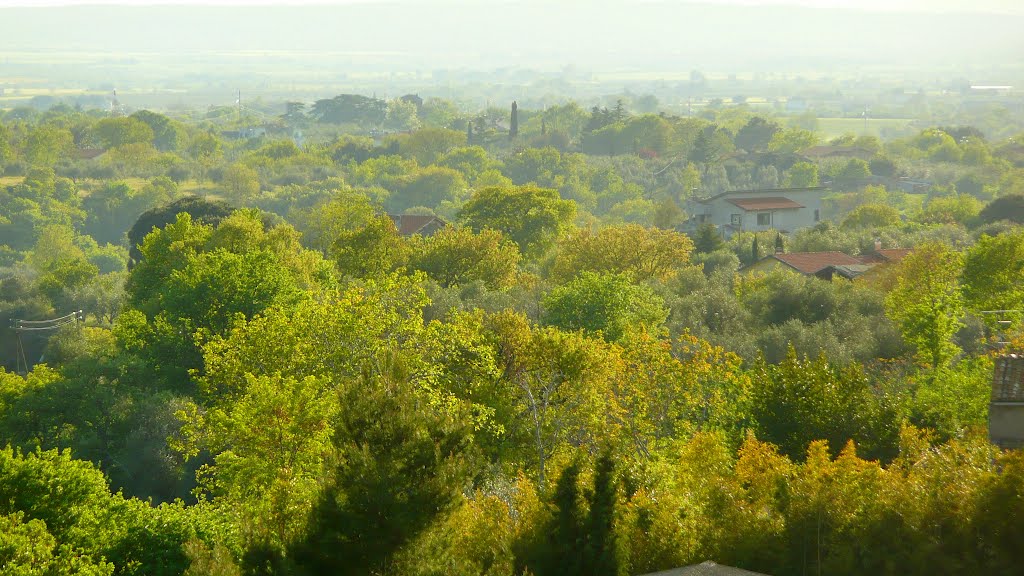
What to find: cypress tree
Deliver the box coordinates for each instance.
[752,236,760,263]
[467,120,473,144]
[583,450,624,576]
[510,101,519,140]
[546,461,584,576]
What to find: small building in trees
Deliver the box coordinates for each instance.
[990,353,1024,449]
[399,93,423,110]
[745,250,863,276]
[685,186,826,238]
[745,241,911,280]
[387,214,447,237]
[639,560,771,576]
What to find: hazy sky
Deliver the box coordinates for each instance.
[2,0,1023,12]
[1,0,1021,74]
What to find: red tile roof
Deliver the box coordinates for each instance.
[859,248,911,264]
[992,354,1024,402]
[727,197,805,211]
[770,251,863,274]
[874,248,911,263]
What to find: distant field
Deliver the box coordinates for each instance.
[816,117,917,140]
[0,176,23,187]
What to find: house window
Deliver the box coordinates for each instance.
[730,213,742,227]
[757,212,771,226]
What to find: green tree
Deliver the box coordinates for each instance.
[385,98,421,131]
[92,117,154,149]
[395,127,466,165]
[0,123,13,165]
[330,214,409,278]
[918,194,983,225]
[291,367,478,576]
[782,161,820,188]
[409,225,521,289]
[978,194,1024,225]
[459,185,576,256]
[767,127,818,153]
[841,203,901,229]
[220,163,261,205]
[391,166,468,212]
[24,125,74,167]
[291,188,377,255]
[885,242,965,368]
[126,195,233,264]
[735,117,780,153]
[130,110,182,151]
[749,350,901,462]
[176,372,339,555]
[691,222,725,254]
[836,158,871,181]
[550,224,694,283]
[961,230,1024,323]
[0,512,114,575]
[437,145,501,184]
[542,272,668,342]
[187,132,223,184]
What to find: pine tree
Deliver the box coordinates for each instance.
[692,222,725,254]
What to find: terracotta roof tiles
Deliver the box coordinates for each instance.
[770,251,863,274]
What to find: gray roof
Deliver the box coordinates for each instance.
[639,560,771,576]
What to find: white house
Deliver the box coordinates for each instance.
[686,187,826,238]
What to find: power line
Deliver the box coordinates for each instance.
[10,311,84,375]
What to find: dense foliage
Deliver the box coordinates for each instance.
[1,97,1023,576]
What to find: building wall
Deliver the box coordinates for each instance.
[699,190,824,235]
[990,404,1024,448]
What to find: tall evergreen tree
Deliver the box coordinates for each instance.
[583,450,624,576]
[692,222,725,254]
[510,101,519,140]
